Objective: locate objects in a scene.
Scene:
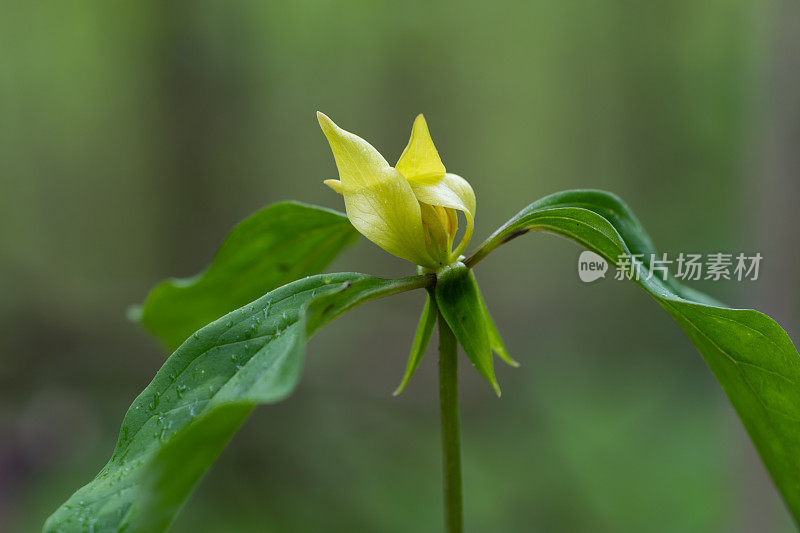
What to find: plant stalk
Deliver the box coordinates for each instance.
[438,312,463,533]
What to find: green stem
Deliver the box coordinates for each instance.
[438,312,463,533]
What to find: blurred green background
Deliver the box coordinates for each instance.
[2,1,799,531]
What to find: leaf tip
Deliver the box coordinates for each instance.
[392,379,409,396]
[488,376,502,397]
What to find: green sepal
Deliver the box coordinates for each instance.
[393,288,438,396]
[435,262,501,396]
[471,271,519,368]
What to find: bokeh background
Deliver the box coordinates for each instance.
[2,1,799,531]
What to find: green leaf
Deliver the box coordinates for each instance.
[435,262,501,396]
[393,288,438,396]
[466,189,800,523]
[135,202,360,351]
[44,272,431,532]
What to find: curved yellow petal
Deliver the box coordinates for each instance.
[410,173,476,257]
[396,114,446,183]
[419,203,451,263]
[317,112,434,267]
[323,179,343,194]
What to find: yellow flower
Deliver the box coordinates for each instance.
[317,112,475,270]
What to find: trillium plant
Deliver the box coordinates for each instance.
[47,113,800,533]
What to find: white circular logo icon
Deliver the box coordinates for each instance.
[578,251,608,283]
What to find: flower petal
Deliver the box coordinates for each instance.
[419,203,451,262]
[396,114,446,182]
[411,173,476,257]
[323,179,343,194]
[317,112,434,267]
